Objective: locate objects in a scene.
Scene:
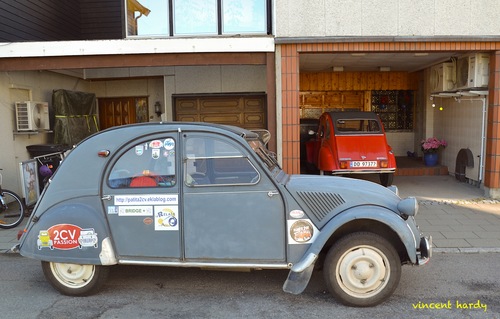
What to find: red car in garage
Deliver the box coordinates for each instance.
[306,111,396,186]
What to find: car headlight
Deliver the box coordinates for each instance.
[397,197,418,217]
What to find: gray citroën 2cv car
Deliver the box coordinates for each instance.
[18,122,431,307]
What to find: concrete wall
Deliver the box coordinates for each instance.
[0,65,267,193]
[90,77,165,122]
[164,65,267,121]
[276,0,500,37]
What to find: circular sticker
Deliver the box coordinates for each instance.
[164,138,175,150]
[289,210,305,219]
[149,140,163,149]
[290,220,314,243]
[168,217,178,227]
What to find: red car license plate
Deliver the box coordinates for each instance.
[350,161,377,168]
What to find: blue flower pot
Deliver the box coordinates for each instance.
[424,153,438,167]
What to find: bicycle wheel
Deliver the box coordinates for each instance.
[0,189,25,229]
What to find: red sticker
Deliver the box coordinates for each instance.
[47,224,82,250]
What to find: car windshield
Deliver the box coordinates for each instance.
[247,139,280,171]
[335,119,381,134]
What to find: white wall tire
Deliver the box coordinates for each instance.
[41,261,109,296]
[323,232,401,307]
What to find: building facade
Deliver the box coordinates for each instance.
[1,0,500,198]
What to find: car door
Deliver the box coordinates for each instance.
[102,132,181,259]
[182,132,286,262]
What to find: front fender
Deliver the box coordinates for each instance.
[19,197,116,266]
[283,206,417,295]
[300,206,418,271]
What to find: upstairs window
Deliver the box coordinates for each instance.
[127,0,169,36]
[126,0,270,37]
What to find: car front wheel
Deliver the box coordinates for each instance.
[41,261,109,296]
[323,232,401,307]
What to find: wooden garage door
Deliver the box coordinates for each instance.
[174,94,266,130]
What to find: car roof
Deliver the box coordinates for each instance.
[327,111,380,121]
[91,121,261,142]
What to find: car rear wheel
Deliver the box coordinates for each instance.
[379,173,393,186]
[323,232,401,307]
[41,261,109,296]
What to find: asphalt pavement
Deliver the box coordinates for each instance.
[1,175,499,253]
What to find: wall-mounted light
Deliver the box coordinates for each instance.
[154,101,162,117]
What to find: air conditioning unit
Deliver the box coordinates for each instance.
[456,53,489,89]
[15,101,50,131]
[430,62,456,92]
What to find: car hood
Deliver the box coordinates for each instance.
[285,175,402,225]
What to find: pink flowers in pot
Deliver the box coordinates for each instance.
[421,137,447,154]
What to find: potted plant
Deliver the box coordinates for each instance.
[421,137,447,166]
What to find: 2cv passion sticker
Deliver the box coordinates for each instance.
[36,224,98,250]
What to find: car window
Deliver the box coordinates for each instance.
[185,136,259,186]
[108,138,176,188]
[336,119,381,133]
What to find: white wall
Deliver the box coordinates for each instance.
[386,132,415,156]
[0,71,90,194]
[276,0,500,37]
[418,61,486,184]
[433,97,485,183]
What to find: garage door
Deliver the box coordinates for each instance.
[174,94,266,130]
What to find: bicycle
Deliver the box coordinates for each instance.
[0,168,26,229]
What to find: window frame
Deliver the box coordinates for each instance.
[184,135,260,187]
[125,0,272,38]
[107,137,178,189]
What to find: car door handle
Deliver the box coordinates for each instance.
[267,190,279,197]
[101,195,112,201]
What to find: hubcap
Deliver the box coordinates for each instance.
[50,262,95,288]
[336,246,390,298]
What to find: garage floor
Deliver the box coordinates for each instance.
[395,156,448,176]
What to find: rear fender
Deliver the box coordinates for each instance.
[283,206,417,294]
[19,197,116,266]
[318,144,335,171]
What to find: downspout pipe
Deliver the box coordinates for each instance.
[464,97,487,186]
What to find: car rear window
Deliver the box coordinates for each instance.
[335,119,381,134]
